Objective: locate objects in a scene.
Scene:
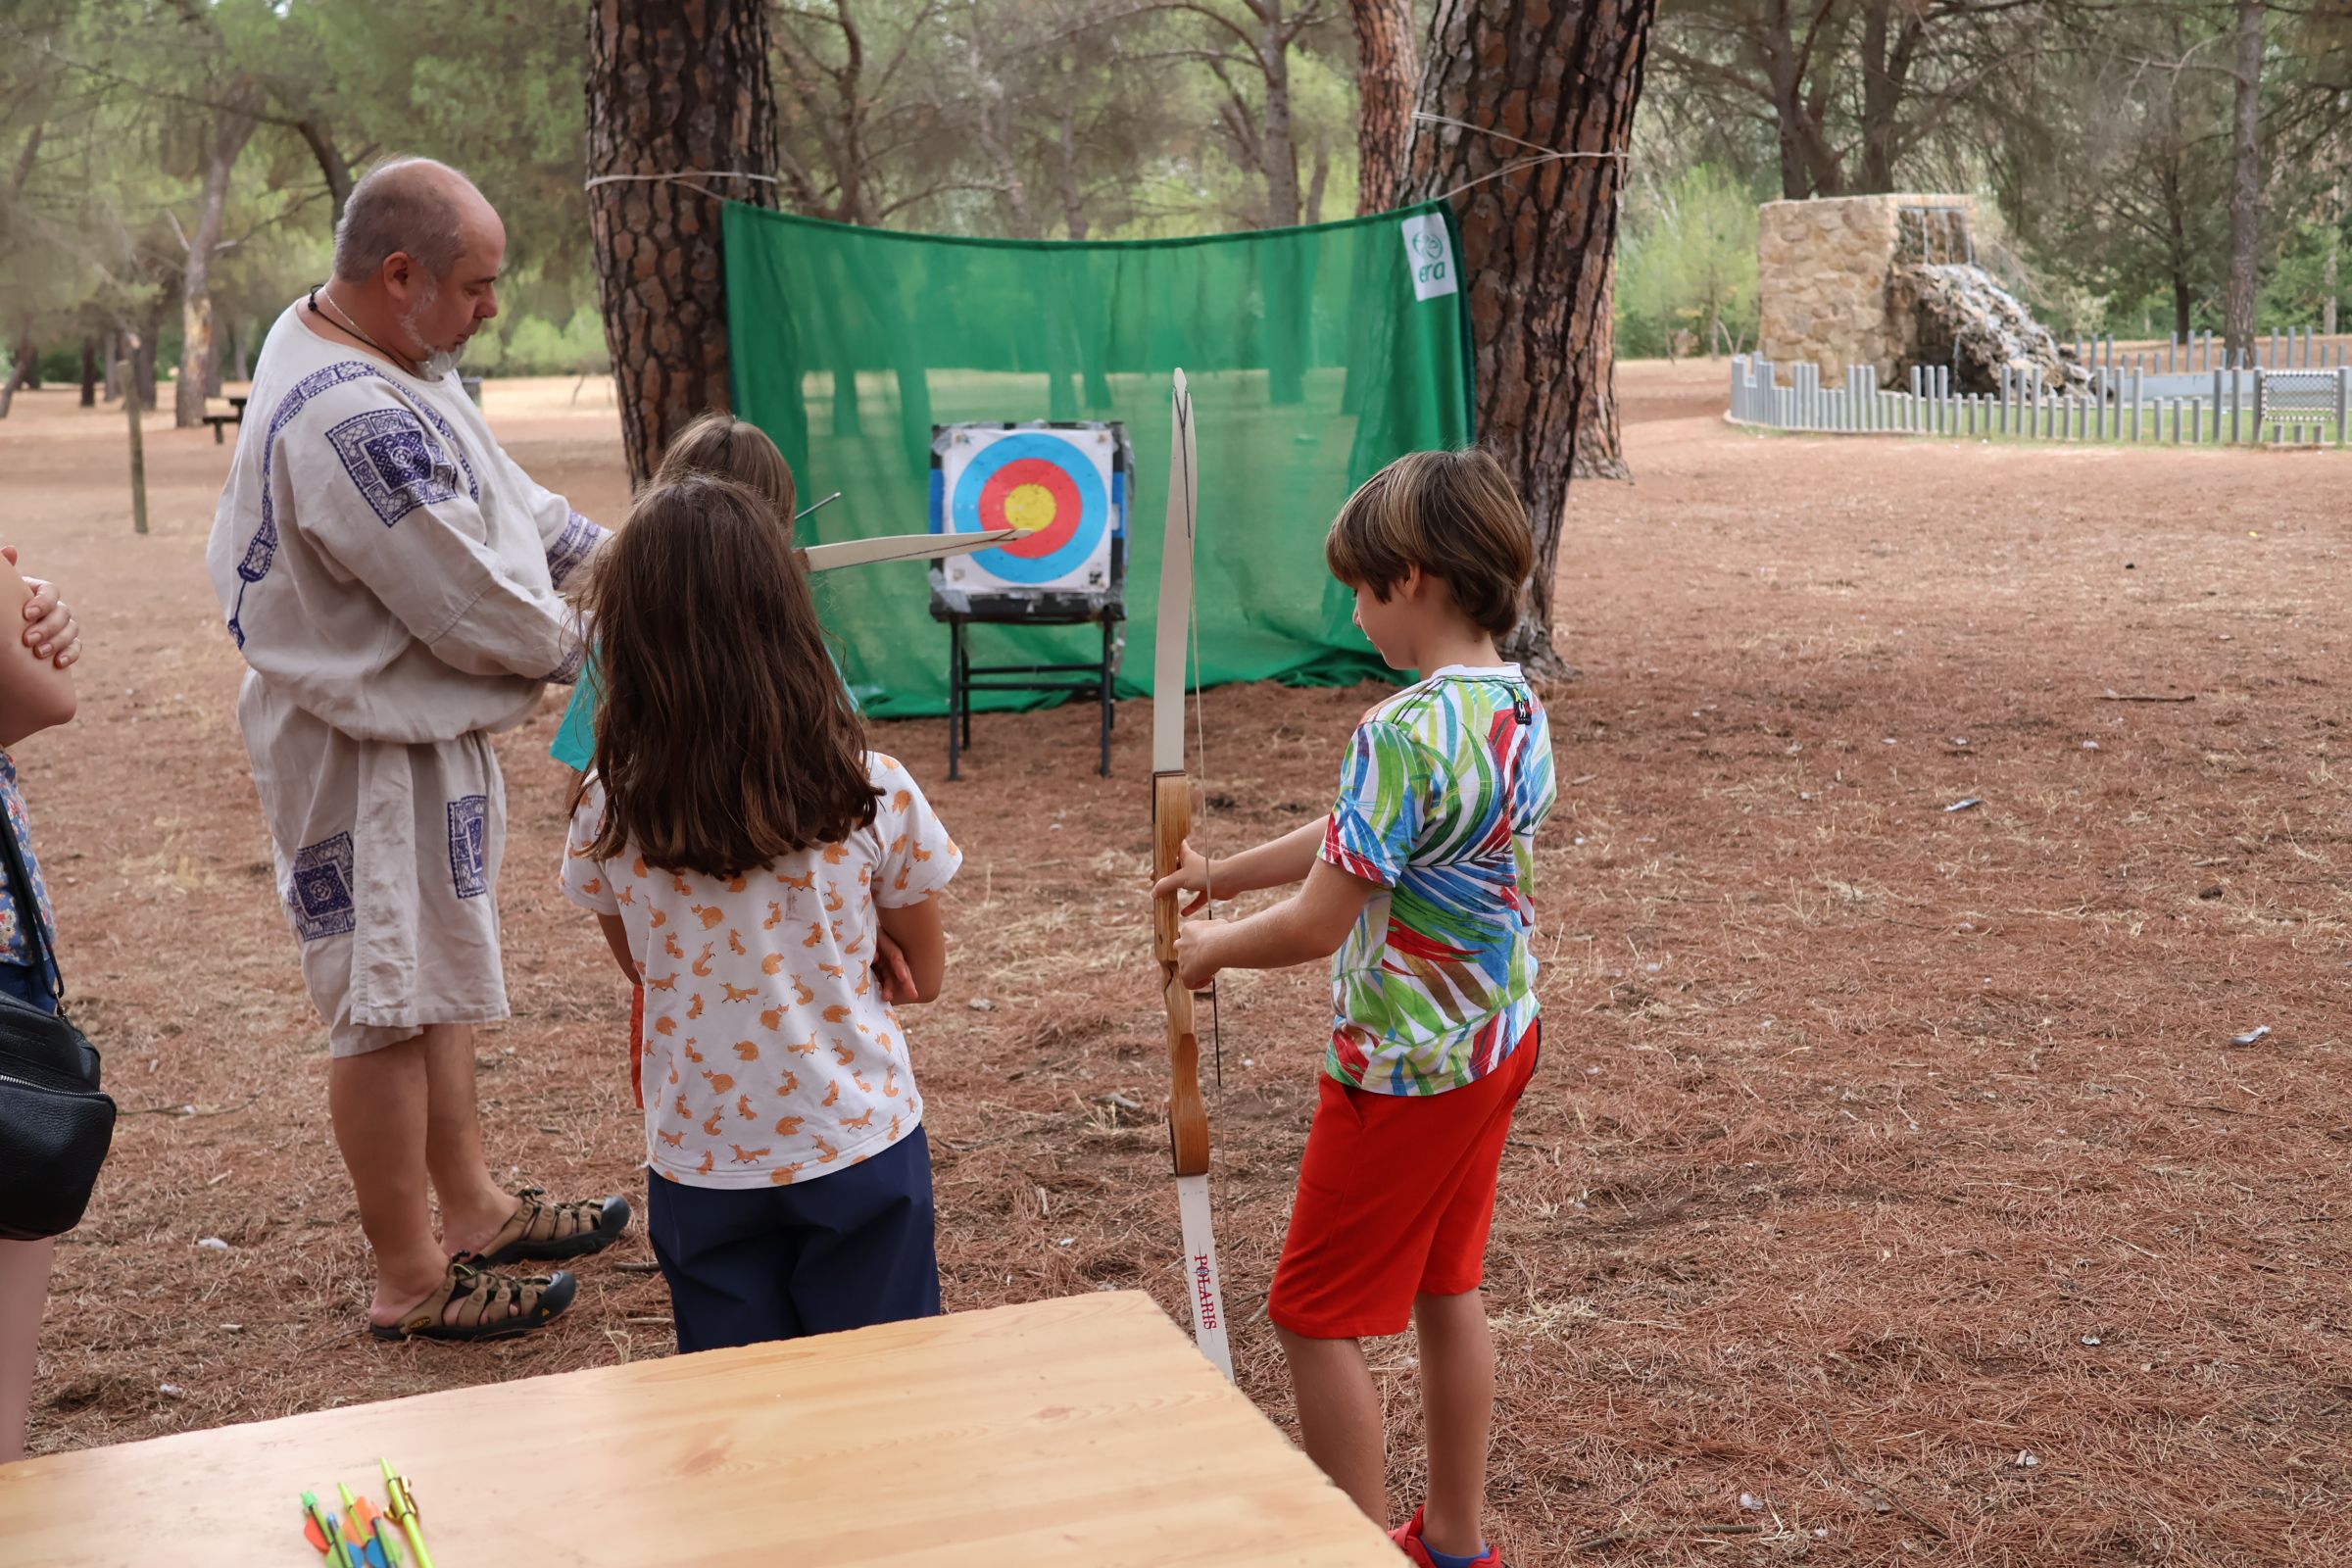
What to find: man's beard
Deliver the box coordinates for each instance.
[400,281,466,380]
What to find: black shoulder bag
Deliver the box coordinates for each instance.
[0,796,113,1241]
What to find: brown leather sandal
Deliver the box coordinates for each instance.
[470,1187,631,1267]
[369,1257,578,1343]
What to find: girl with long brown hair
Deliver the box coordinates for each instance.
[558,475,960,1350]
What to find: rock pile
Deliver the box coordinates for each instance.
[1891,262,2089,397]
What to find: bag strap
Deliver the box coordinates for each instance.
[0,775,62,1002]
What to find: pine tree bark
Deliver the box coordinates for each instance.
[2225,0,2265,364]
[1405,0,1653,674]
[296,119,356,226]
[0,327,32,420]
[586,0,779,487]
[79,337,96,407]
[1572,241,1628,481]
[1257,0,1301,227]
[175,111,257,429]
[1352,0,1418,215]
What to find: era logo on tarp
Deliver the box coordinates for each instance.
[1401,214,1458,302]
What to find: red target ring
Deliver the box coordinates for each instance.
[976,457,1084,559]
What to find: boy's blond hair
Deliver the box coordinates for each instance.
[1323,448,1533,637]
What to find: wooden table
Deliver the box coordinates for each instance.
[0,1292,1396,1566]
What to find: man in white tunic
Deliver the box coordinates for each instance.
[208,159,626,1341]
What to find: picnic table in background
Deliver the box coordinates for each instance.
[0,1291,1396,1566]
[202,393,248,444]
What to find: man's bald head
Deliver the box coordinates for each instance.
[322,157,506,374]
[332,158,497,285]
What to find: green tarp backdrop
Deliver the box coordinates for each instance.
[723,201,1476,719]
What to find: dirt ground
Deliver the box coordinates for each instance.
[1,360,2344,1566]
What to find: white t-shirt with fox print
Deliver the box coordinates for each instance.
[559,754,960,1189]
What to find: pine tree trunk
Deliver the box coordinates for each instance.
[1572,242,1629,480]
[0,327,31,420]
[586,0,778,487]
[79,337,96,407]
[1351,0,1417,215]
[1258,3,1301,228]
[296,119,355,226]
[2327,181,2340,336]
[176,113,257,429]
[1405,0,1653,677]
[2225,0,2265,363]
[1056,82,1089,240]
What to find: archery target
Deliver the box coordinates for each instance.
[936,426,1120,593]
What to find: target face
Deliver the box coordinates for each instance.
[936,426,1120,593]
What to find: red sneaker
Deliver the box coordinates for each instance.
[1390,1507,1501,1567]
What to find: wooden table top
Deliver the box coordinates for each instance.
[0,1291,1396,1566]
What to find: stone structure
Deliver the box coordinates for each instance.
[1757,193,1980,381]
[1757,193,2083,396]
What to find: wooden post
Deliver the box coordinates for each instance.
[119,353,148,536]
[2335,366,2347,446]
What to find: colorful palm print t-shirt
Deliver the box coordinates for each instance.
[1318,665,1555,1096]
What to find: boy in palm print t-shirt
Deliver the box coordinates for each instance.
[1155,450,1554,1568]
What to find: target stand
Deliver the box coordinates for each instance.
[929,421,1131,779]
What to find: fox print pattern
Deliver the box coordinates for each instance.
[560,755,958,1188]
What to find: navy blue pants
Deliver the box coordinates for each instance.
[646,1125,941,1354]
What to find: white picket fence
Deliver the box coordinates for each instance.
[1728,353,2352,447]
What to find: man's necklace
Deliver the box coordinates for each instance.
[306,283,417,374]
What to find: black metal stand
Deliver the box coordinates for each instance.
[942,610,1122,780]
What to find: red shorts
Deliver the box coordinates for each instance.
[1268,1026,1540,1340]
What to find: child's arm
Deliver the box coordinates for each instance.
[595,913,638,984]
[876,892,947,1004]
[1152,816,1327,912]
[1173,859,1379,990]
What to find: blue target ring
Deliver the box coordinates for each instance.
[949,433,1109,584]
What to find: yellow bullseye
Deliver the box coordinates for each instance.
[1002,482,1057,533]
